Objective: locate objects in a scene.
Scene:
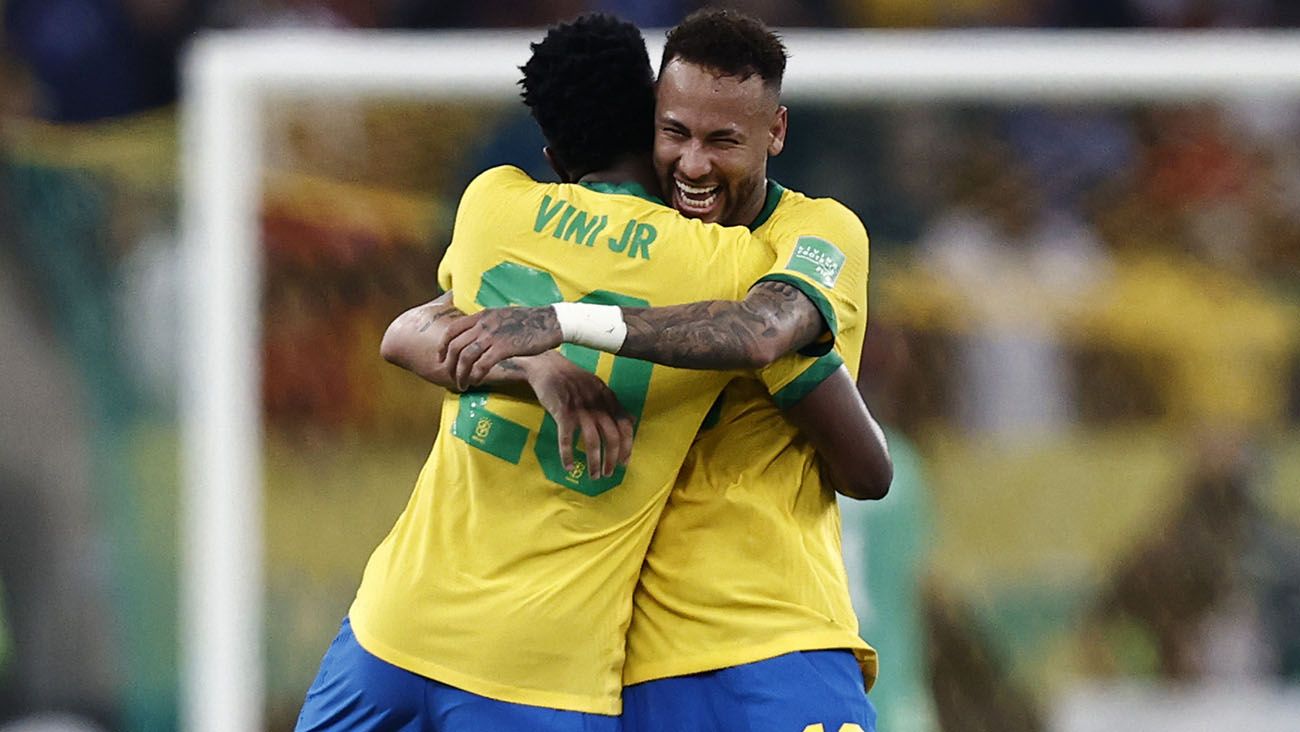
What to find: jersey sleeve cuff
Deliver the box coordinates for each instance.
[756,273,838,357]
[770,350,844,410]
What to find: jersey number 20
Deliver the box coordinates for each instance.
[451,262,652,497]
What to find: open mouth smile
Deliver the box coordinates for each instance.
[674,180,721,214]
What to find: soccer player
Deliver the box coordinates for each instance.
[440,9,886,732]
[295,14,883,732]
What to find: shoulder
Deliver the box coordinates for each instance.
[457,166,557,224]
[760,188,870,274]
[463,165,536,199]
[676,218,767,278]
[769,189,869,245]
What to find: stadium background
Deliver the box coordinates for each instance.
[1,1,1299,731]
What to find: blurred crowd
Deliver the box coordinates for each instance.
[2,2,1300,732]
[2,0,1300,123]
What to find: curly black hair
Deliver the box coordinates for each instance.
[519,14,655,178]
[661,8,787,93]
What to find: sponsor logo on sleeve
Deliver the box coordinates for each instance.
[786,236,845,288]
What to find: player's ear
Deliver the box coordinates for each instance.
[768,105,788,157]
[543,146,574,183]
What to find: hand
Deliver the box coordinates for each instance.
[523,352,634,479]
[441,306,564,390]
[412,323,462,391]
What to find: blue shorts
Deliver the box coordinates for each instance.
[294,618,620,732]
[621,649,876,732]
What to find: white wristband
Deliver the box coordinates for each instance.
[552,302,628,353]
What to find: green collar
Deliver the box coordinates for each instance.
[578,180,666,206]
[749,179,785,231]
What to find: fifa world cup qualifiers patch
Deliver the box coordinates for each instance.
[786,236,845,288]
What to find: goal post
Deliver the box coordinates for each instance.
[179,28,1300,732]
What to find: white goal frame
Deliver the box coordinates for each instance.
[180,28,1300,732]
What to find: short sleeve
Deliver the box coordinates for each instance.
[758,349,845,410]
[755,199,869,357]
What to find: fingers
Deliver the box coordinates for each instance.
[446,312,510,389]
[555,409,576,473]
[577,411,603,479]
[445,316,517,389]
[616,412,634,467]
[449,329,489,391]
[594,412,622,478]
[494,348,635,482]
[443,327,479,390]
[469,345,507,386]
[576,399,633,480]
[437,313,479,361]
[554,409,612,480]
[600,390,634,467]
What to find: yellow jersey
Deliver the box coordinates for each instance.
[624,181,879,688]
[348,166,776,714]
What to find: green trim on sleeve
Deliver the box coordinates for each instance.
[771,350,845,410]
[756,273,838,357]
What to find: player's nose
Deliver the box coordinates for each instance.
[676,141,712,181]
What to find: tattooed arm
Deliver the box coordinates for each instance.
[380,291,497,386]
[441,281,825,388]
[381,290,633,477]
[619,280,823,370]
[431,284,887,497]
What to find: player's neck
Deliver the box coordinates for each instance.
[735,179,771,229]
[578,155,661,199]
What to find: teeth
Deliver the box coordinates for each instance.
[676,180,718,196]
[675,180,719,213]
[678,192,717,211]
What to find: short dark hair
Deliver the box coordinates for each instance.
[519,14,655,177]
[660,8,788,93]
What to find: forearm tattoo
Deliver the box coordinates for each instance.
[496,359,524,374]
[474,307,560,354]
[619,281,824,370]
[416,301,461,333]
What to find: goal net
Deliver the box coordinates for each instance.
[180,29,1300,732]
